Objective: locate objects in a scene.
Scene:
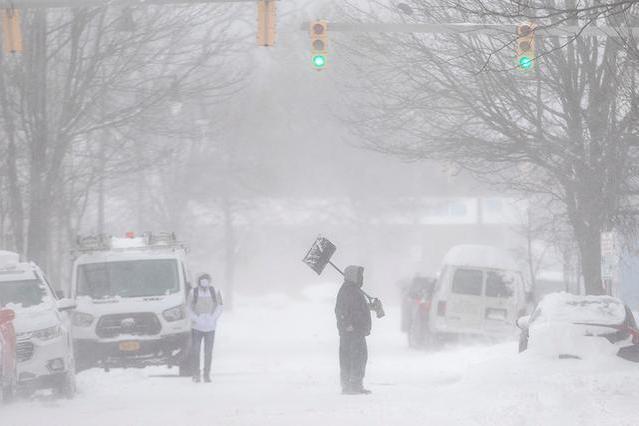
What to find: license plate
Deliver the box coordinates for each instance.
[485,308,508,321]
[119,341,140,352]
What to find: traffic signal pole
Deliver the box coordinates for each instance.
[299,21,639,39]
[1,0,277,53]
[4,0,259,8]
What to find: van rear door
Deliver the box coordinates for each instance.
[483,270,520,331]
[447,268,485,331]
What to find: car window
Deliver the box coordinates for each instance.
[451,269,483,296]
[0,279,52,309]
[485,271,516,298]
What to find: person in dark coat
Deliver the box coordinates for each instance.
[335,265,372,394]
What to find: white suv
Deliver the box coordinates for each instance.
[0,251,76,397]
[70,233,191,372]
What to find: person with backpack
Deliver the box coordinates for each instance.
[187,273,223,383]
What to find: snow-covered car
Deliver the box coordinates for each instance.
[517,292,639,361]
[426,245,527,344]
[0,251,77,397]
[0,308,17,402]
[70,233,192,372]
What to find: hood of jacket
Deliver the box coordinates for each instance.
[343,265,364,287]
[196,272,212,288]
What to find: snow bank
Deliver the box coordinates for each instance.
[528,322,620,359]
[3,287,639,426]
[442,244,519,271]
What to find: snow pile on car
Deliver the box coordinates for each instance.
[532,292,626,325]
[442,244,519,271]
[527,292,628,359]
[0,250,20,269]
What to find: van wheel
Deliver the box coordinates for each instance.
[56,371,76,399]
[518,330,529,353]
[408,320,426,348]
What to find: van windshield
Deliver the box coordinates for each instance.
[451,269,483,296]
[0,279,50,309]
[77,259,180,299]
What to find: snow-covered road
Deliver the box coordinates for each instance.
[3,286,639,426]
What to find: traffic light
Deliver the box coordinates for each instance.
[310,20,328,70]
[1,9,22,54]
[516,22,536,70]
[257,0,276,47]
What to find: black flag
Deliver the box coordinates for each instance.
[302,236,337,275]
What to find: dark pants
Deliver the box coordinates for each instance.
[191,329,216,377]
[339,334,367,390]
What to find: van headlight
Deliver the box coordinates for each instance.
[163,305,186,322]
[32,325,61,341]
[72,311,95,327]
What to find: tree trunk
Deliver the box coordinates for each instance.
[25,10,50,269]
[223,196,235,310]
[575,224,604,295]
[6,140,24,254]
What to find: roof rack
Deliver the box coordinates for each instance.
[73,232,188,255]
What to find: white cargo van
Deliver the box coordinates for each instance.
[428,245,527,341]
[70,233,191,371]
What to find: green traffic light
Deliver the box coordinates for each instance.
[312,55,326,69]
[519,56,533,70]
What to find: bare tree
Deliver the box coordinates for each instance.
[0,4,248,274]
[334,0,639,294]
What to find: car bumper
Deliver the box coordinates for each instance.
[74,331,191,370]
[17,336,73,388]
[431,319,517,337]
[18,371,67,391]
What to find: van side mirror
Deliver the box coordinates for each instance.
[516,315,530,330]
[0,308,15,325]
[57,298,77,312]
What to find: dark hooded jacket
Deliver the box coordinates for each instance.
[335,265,372,336]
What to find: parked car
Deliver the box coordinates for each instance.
[400,276,436,348]
[0,308,17,403]
[517,292,639,362]
[70,233,192,373]
[427,245,527,344]
[0,251,77,398]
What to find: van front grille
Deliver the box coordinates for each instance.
[96,313,161,338]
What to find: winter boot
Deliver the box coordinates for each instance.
[203,374,211,383]
[354,386,372,395]
[341,385,357,395]
[192,374,201,383]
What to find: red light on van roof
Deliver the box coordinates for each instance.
[125,231,135,239]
